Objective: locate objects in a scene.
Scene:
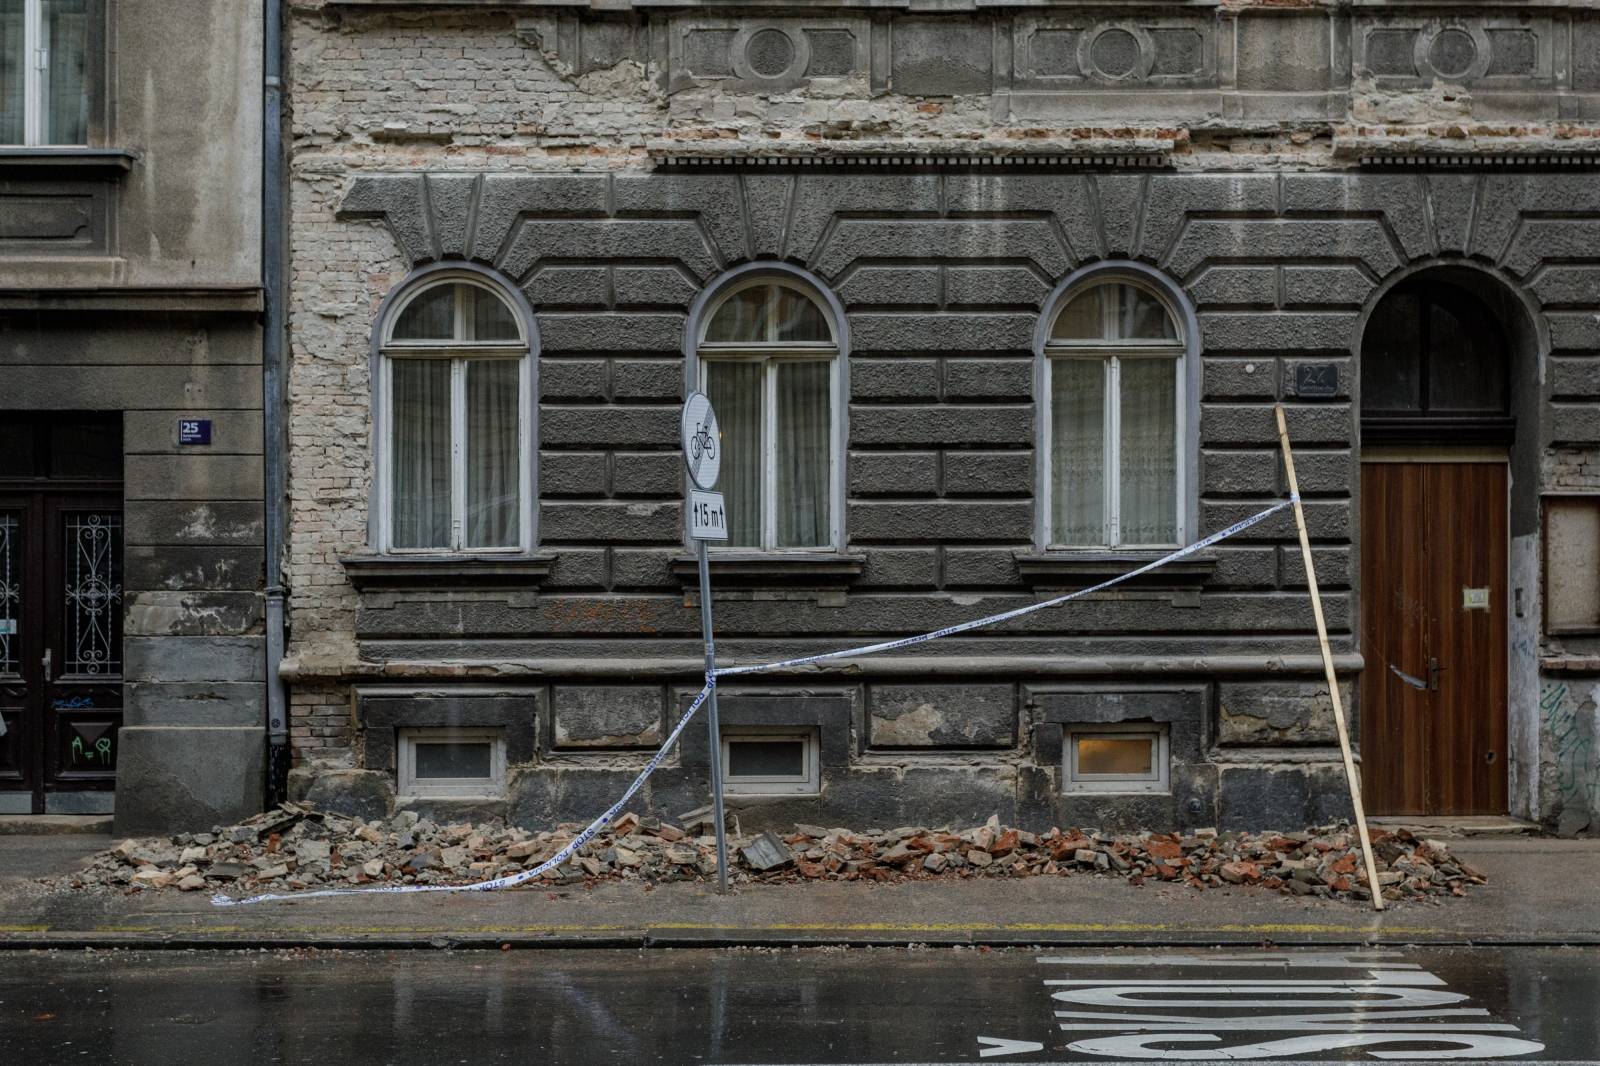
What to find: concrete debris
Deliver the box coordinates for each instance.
[49,803,1485,904]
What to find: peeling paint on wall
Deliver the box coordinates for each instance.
[1541,680,1600,835]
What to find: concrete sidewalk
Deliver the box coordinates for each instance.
[2,834,1596,949]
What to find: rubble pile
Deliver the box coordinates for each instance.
[57,804,1484,904]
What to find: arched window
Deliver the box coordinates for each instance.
[1042,277,1186,548]
[378,273,531,552]
[1361,279,1511,442]
[694,275,842,550]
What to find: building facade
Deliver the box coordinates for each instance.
[0,0,268,831]
[280,0,1600,835]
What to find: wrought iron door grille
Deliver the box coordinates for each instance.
[63,512,122,676]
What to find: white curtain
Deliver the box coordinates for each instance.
[775,360,830,548]
[43,0,87,145]
[1051,359,1105,545]
[1119,358,1177,545]
[1,1,24,144]
[391,359,451,548]
[705,361,762,547]
[466,359,519,548]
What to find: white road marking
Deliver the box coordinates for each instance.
[977,1035,1047,1058]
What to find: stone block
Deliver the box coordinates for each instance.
[611,360,683,401]
[943,547,1019,588]
[849,405,1032,447]
[942,451,1032,496]
[124,544,265,594]
[850,359,940,402]
[537,313,684,354]
[1235,13,1331,92]
[891,19,993,95]
[125,502,264,547]
[125,455,263,501]
[818,219,1067,282]
[289,767,394,824]
[612,174,746,266]
[1279,544,1351,589]
[113,726,264,835]
[943,358,1032,401]
[541,501,680,543]
[1202,358,1279,400]
[851,314,1035,354]
[541,359,610,404]
[944,266,1050,308]
[1170,222,1400,284]
[125,636,264,683]
[125,591,264,637]
[614,266,700,308]
[850,451,938,496]
[1208,546,1279,588]
[525,267,610,309]
[123,681,264,726]
[540,452,610,497]
[1201,403,1351,447]
[1218,763,1353,831]
[856,547,938,588]
[1281,267,1374,309]
[612,451,683,496]
[125,410,265,455]
[611,548,678,589]
[551,685,664,749]
[1189,266,1277,308]
[542,405,678,447]
[1202,450,1279,495]
[836,265,942,308]
[787,174,942,263]
[1551,357,1600,401]
[869,683,1016,747]
[470,174,609,263]
[1217,680,1356,746]
[545,548,609,590]
[1201,312,1360,354]
[850,501,1031,543]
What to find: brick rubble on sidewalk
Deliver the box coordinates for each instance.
[50,804,1486,905]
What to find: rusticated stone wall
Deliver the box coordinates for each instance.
[284,1,1600,833]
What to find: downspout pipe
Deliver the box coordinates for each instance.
[263,0,289,806]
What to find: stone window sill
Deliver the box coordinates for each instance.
[0,148,138,175]
[1013,551,1218,590]
[671,552,865,589]
[342,553,554,590]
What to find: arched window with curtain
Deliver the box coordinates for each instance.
[1042,276,1187,549]
[377,273,532,553]
[694,275,842,551]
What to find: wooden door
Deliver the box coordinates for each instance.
[1360,462,1508,815]
[0,492,123,814]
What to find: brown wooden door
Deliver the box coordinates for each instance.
[1360,461,1508,815]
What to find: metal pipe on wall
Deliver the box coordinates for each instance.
[263,0,289,806]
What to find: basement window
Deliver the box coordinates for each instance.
[1064,725,1169,794]
[397,728,506,799]
[721,727,819,796]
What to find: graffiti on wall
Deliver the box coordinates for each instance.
[1541,681,1600,825]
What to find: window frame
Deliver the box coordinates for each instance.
[1035,265,1195,551]
[3,0,100,147]
[1062,724,1170,794]
[396,727,507,799]
[373,268,536,556]
[689,268,846,553]
[720,726,821,796]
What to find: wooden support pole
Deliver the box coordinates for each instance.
[1274,403,1386,912]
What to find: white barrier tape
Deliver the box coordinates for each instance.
[717,496,1298,678]
[213,495,1294,907]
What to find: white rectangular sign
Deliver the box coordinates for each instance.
[688,489,729,541]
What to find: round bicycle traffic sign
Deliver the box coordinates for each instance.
[681,391,721,490]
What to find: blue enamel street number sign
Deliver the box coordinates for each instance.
[178,419,213,445]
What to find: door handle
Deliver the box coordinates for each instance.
[42,648,51,682]
[1427,657,1440,692]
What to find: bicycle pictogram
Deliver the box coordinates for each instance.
[689,421,716,462]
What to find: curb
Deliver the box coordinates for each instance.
[3,928,1598,951]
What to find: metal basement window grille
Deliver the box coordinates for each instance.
[1064,725,1169,794]
[721,727,820,796]
[397,728,506,799]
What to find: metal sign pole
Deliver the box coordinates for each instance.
[681,390,730,895]
[697,536,730,895]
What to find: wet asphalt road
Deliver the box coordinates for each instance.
[1,946,1597,1065]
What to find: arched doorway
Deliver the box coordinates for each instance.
[1359,276,1516,816]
